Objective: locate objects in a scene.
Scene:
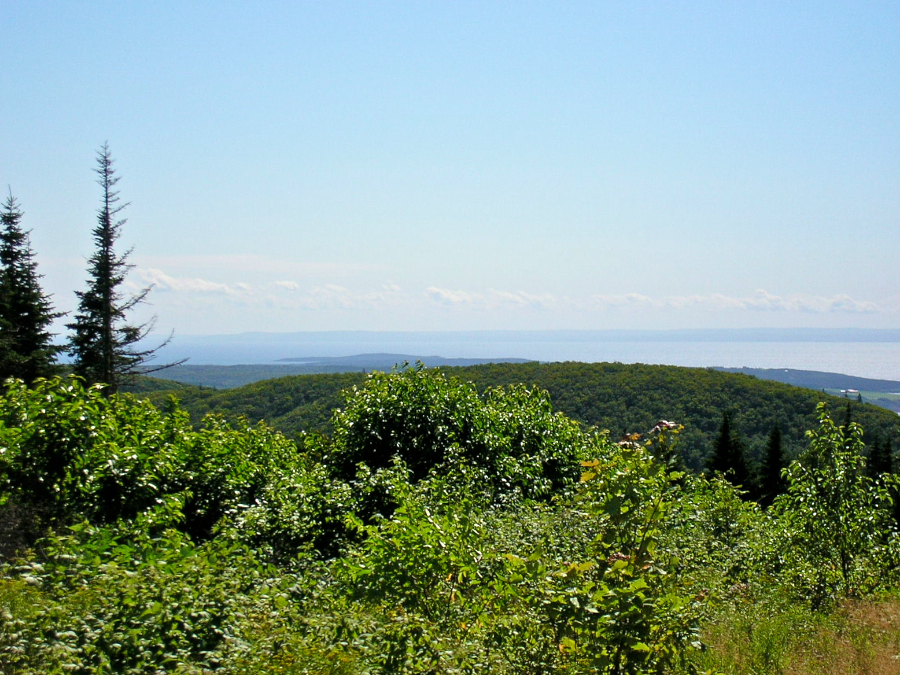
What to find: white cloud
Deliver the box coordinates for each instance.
[274,283,405,311]
[135,267,408,313]
[589,289,880,314]
[137,268,249,295]
[819,294,880,313]
[426,287,482,306]
[129,270,887,329]
[425,287,559,310]
[590,293,656,309]
[492,290,556,309]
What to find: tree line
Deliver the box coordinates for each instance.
[1,144,174,394]
[707,401,896,506]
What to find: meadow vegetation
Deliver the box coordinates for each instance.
[2,366,900,674]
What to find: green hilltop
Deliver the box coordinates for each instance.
[139,361,900,471]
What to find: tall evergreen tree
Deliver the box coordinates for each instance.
[759,424,787,506]
[707,411,752,491]
[67,144,173,394]
[867,436,893,477]
[0,190,63,382]
[841,401,853,443]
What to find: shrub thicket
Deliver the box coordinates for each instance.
[1,371,898,674]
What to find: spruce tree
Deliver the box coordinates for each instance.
[841,401,853,440]
[0,190,63,382]
[867,436,893,477]
[67,144,172,394]
[759,424,787,506]
[707,411,752,491]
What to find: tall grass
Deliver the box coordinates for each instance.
[684,596,900,675]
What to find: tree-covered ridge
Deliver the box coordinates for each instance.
[143,361,900,471]
[142,371,366,434]
[455,362,900,469]
[3,371,900,673]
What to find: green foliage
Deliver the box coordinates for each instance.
[660,474,772,597]
[774,403,900,604]
[328,365,483,481]
[143,371,365,436]
[119,374,194,394]
[0,376,347,560]
[0,376,186,525]
[337,467,496,672]
[442,362,900,471]
[706,411,753,493]
[0,191,63,383]
[5,363,900,674]
[334,436,702,674]
[758,425,787,505]
[141,362,900,473]
[0,510,294,674]
[179,412,298,540]
[325,365,591,503]
[538,445,701,674]
[227,451,355,560]
[867,435,893,477]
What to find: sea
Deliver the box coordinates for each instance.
[147,329,900,383]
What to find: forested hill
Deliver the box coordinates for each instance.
[716,367,900,392]
[143,361,900,470]
[139,355,533,389]
[716,367,900,413]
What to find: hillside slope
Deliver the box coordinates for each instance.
[144,362,900,470]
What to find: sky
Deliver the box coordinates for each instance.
[2,1,899,336]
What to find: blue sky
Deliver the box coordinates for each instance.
[2,1,899,335]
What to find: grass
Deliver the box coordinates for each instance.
[685,596,900,675]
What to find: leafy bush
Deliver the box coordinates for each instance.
[773,403,900,604]
[330,437,704,674]
[0,508,294,674]
[0,377,349,560]
[0,377,189,527]
[660,474,775,599]
[323,365,591,504]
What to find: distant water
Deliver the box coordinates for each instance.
[147,330,900,382]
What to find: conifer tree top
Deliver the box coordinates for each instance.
[66,144,178,394]
[0,189,62,382]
